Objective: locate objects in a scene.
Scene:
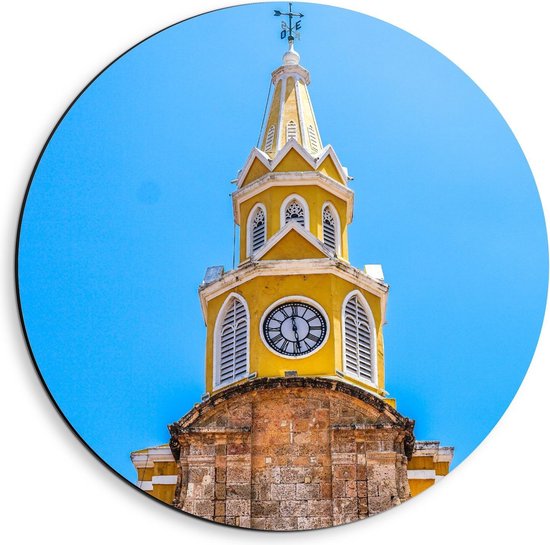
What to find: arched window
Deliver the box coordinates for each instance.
[308,125,319,153]
[343,293,375,384]
[286,120,297,141]
[322,205,338,252]
[249,205,266,254]
[285,199,305,227]
[216,295,249,388]
[265,125,275,152]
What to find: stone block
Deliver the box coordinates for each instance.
[227,442,250,456]
[251,500,279,517]
[333,497,358,515]
[271,483,296,500]
[280,500,308,517]
[265,517,298,531]
[226,499,250,517]
[307,499,332,517]
[296,483,320,500]
[235,516,251,528]
[367,496,393,515]
[226,484,252,498]
[214,501,225,517]
[333,465,356,480]
[297,517,333,530]
[250,517,267,530]
[226,465,250,483]
[215,467,226,483]
[215,483,226,500]
[192,499,215,517]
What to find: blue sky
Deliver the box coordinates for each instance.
[17,2,547,484]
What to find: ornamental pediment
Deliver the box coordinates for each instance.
[235,139,349,189]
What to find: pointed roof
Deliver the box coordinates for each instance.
[259,40,323,158]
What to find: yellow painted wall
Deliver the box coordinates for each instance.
[298,80,321,150]
[239,183,349,262]
[407,456,435,470]
[409,479,434,497]
[260,229,327,261]
[317,154,345,184]
[281,77,302,147]
[204,272,385,397]
[242,157,270,186]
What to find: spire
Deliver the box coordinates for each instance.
[260,14,323,158]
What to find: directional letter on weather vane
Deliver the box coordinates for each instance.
[274,2,304,41]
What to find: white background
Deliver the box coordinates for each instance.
[1,1,548,542]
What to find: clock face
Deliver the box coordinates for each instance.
[262,301,327,356]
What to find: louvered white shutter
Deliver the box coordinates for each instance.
[287,120,297,141]
[322,206,336,252]
[308,125,319,153]
[265,125,275,152]
[251,207,266,253]
[218,298,248,386]
[344,295,373,382]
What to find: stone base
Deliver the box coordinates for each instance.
[167,377,415,530]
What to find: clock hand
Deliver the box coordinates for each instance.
[291,315,301,351]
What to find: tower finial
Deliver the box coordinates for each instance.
[273,2,304,46]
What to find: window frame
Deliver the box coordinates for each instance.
[246,203,267,256]
[280,194,310,231]
[213,293,250,390]
[321,201,341,255]
[341,290,378,388]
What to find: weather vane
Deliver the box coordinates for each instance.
[274,2,304,42]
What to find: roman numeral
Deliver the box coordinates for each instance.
[270,333,283,344]
[306,333,320,342]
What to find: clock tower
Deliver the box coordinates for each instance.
[131,24,453,531]
[200,37,389,400]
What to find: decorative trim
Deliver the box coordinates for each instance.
[235,138,348,189]
[280,193,310,231]
[407,470,436,480]
[295,78,306,148]
[258,295,331,360]
[233,171,354,225]
[341,290,379,389]
[198,258,388,322]
[276,76,287,152]
[152,475,178,485]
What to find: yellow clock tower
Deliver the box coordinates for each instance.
[131,26,453,531]
[201,37,388,400]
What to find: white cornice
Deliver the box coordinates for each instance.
[130,446,175,468]
[271,64,310,85]
[198,258,388,322]
[232,171,354,225]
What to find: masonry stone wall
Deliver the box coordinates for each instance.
[169,377,415,530]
